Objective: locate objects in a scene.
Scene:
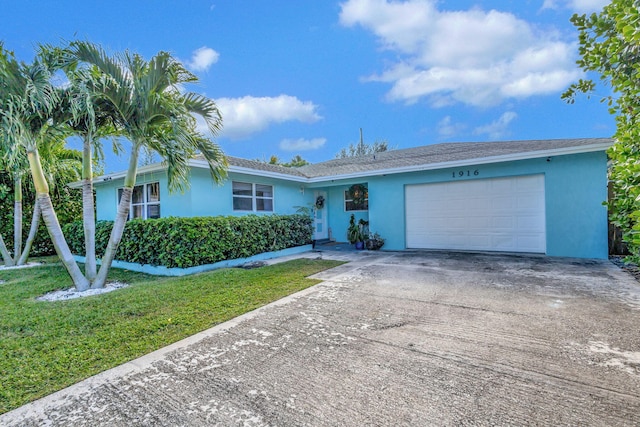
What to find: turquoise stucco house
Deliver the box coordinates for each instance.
[91,138,612,260]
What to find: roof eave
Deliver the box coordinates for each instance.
[189,159,309,182]
[70,141,612,188]
[68,163,168,188]
[305,141,612,183]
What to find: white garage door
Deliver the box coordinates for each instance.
[405,175,546,253]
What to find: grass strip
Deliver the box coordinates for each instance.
[0,257,343,414]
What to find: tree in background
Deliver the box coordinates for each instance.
[258,154,309,167]
[282,155,309,168]
[336,128,390,159]
[563,0,640,259]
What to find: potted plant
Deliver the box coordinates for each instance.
[365,232,385,250]
[347,214,368,249]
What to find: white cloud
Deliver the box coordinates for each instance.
[188,46,220,72]
[280,137,327,151]
[437,116,466,139]
[542,0,609,13]
[340,0,582,107]
[213,95,322,139]
[473,111,518,139]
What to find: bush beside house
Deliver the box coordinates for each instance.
[64,214,313,269]
[0,174,82,258]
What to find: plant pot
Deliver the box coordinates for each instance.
[355,241,365,250]
[366,239,384,250]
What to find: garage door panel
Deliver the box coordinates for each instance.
[517,196,542,209]
[516,235,545,252]
[492,196,515,210]
[405,175,546,253]
[518,215,545,230]
[492,235,516,250]
[464,216,491,229]
[516,177,542,191]
[491,216,514,229]
[492,180,515,192]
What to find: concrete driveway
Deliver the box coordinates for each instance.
[3,251,640,426]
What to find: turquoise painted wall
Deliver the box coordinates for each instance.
[303,178,372,242]
[95,168,310,220]
[323,185,369,242]
[94,151,608,259]
[95,170,171,220]
[544,152,608,258]
[364,151,608,259]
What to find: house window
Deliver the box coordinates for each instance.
[233,181,273,212]
[118,182,161,219]
[345,183,368,211]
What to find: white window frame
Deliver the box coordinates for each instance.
[118,182,161,220]
[232,181,274,212]
[344,189,368,212]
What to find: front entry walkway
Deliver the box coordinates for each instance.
[3,251,640,425]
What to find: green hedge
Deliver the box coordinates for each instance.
[0,173,83,258]
[63,214,313,269]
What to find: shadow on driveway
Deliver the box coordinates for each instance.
[3,251,640,426]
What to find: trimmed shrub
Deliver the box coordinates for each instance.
[0,173,83,257]
[63,214,313,268]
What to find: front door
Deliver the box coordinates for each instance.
[313,191,328,240]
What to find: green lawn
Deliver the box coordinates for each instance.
[0,257,343,414]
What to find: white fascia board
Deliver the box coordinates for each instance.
[70,141,611,188]
[69,163,168,188]
[189,159,308,182]
[305,142,613,183]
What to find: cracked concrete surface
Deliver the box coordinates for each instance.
[2,250,640,426]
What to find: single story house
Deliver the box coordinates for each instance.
[91,138,612,259]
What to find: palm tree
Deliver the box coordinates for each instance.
[2,41,227,290]
[67,41,227,289]
[46,47,120,282]
[0,128,80,266]
[0,45,89,288]
[13,135,82,265]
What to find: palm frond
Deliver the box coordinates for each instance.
[182,92,223,136]
[195,135,228,184]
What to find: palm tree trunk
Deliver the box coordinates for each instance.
[94,148,139,289]
[0,233,14,266]
[28,149,89,291]
[82,136,97,282]
[13,174,22,264]
[17,198,40,265]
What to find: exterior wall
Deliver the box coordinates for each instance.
[365,151,608,259]
[544,152,608,258]
[95,168,311,220]
[187,169,309,217]
[309,182,369,243]
[95,170,171,220]
[94,150,609,259]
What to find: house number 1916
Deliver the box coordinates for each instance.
[452,169,479,178]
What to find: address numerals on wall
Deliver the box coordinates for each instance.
[452,169,480,178]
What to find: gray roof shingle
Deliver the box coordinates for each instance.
[294,138,612,178]
[195,138,611,180]
[226,156,308,177]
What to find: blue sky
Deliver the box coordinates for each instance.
[3,0,613,173]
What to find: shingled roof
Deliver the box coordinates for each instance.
[293,137,612,179]
[226,156,308,177]
[189,137,613,181]
[85,138,612,187]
